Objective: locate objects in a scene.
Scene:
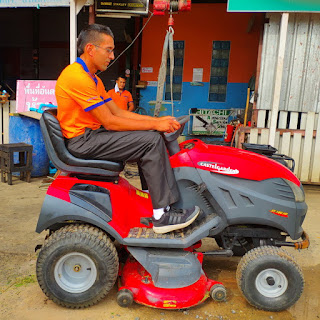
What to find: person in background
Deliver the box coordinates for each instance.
[108,75,135,111]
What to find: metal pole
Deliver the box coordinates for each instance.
[89,4,95,25]
[70,0,77,64]
[268,12,289,146]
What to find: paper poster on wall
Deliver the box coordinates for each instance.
[16,80,57,112]
[147,81,158,87]
[141,67,153,73]
[192,68,203,82]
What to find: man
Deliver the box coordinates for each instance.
[108,75,135,111]
[55,24,199,234]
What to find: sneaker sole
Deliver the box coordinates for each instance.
[153,208,200,234]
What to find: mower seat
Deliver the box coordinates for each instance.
[40,109,124,177]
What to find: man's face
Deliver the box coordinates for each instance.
[116,77,126,90]
[92,34,115,72]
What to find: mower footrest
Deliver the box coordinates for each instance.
[124,214,221,248]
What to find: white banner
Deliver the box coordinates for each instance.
[0,0,93,8]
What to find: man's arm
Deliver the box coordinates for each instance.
[107,99,167,121]
[89,100,180,133]
[128,101,135,112]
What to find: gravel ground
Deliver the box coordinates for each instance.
[0,175,319,320]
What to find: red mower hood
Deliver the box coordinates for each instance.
[170,139,301,186]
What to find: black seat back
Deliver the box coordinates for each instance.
[40,109,124,177]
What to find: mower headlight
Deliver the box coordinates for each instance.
[285,179,305,202]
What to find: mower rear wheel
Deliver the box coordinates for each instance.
[236,246,304,311]
[36,224,119,308]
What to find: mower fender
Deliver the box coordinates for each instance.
[35,194,122,242]
[197,170,307,240]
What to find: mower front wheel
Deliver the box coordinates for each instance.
[117,289,134,307]
[36,224,119,308]
[210,284,227,302]
[236,246,304,311]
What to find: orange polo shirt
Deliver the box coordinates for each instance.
[55,58,112,139]
[108,88,133,110]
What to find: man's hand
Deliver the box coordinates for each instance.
[155,117,181,133]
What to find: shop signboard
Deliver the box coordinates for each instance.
[16,80,57,112]
[228,0,320,12]
[191,109,232,136]
[96,0,149,15]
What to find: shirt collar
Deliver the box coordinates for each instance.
[76,57,98,86]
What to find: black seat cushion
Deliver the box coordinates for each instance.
[40,109,124,176]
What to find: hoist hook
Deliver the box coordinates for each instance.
[168,14,174,27]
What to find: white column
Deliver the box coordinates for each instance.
[70,0,77,64]
[268,12,289,146]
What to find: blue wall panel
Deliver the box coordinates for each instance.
[139,82,248,117]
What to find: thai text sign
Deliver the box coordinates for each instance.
[228,0,320,12]
[96,0,149,15]
[16,80,57,112]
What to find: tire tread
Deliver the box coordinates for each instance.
[236,246,304,311]
[36,224,119,309]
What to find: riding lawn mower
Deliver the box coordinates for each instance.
[35,110,309,312]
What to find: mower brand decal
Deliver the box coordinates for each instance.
[163,300,177,308]
[136,190,149,199]
[198,161,239,175]
[269,209,288,218]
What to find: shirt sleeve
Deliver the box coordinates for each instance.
[65,73,112,112]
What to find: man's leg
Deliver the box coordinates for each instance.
[66,128,199,233]
[137,165,148,191]
[67,129,179,208]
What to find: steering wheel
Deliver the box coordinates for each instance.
[163,115,190,143]
[162,115,190,156]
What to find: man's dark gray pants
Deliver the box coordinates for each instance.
[66,128,180,209]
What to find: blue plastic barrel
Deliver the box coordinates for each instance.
[9,115,49,177]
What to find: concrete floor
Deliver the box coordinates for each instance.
[0,175,319,320]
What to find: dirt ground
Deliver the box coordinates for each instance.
[0,174,320,320]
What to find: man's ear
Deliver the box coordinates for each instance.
[86,43,95,57]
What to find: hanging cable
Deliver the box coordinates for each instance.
[97,10,154,75]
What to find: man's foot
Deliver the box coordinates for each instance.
[152,206,200,234]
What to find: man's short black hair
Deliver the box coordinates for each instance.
[77,24,114,56]
[117,75,127,81]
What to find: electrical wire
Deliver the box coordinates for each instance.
[123,163,140,179]
[38,176,55,191]
[97,9,154,75]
